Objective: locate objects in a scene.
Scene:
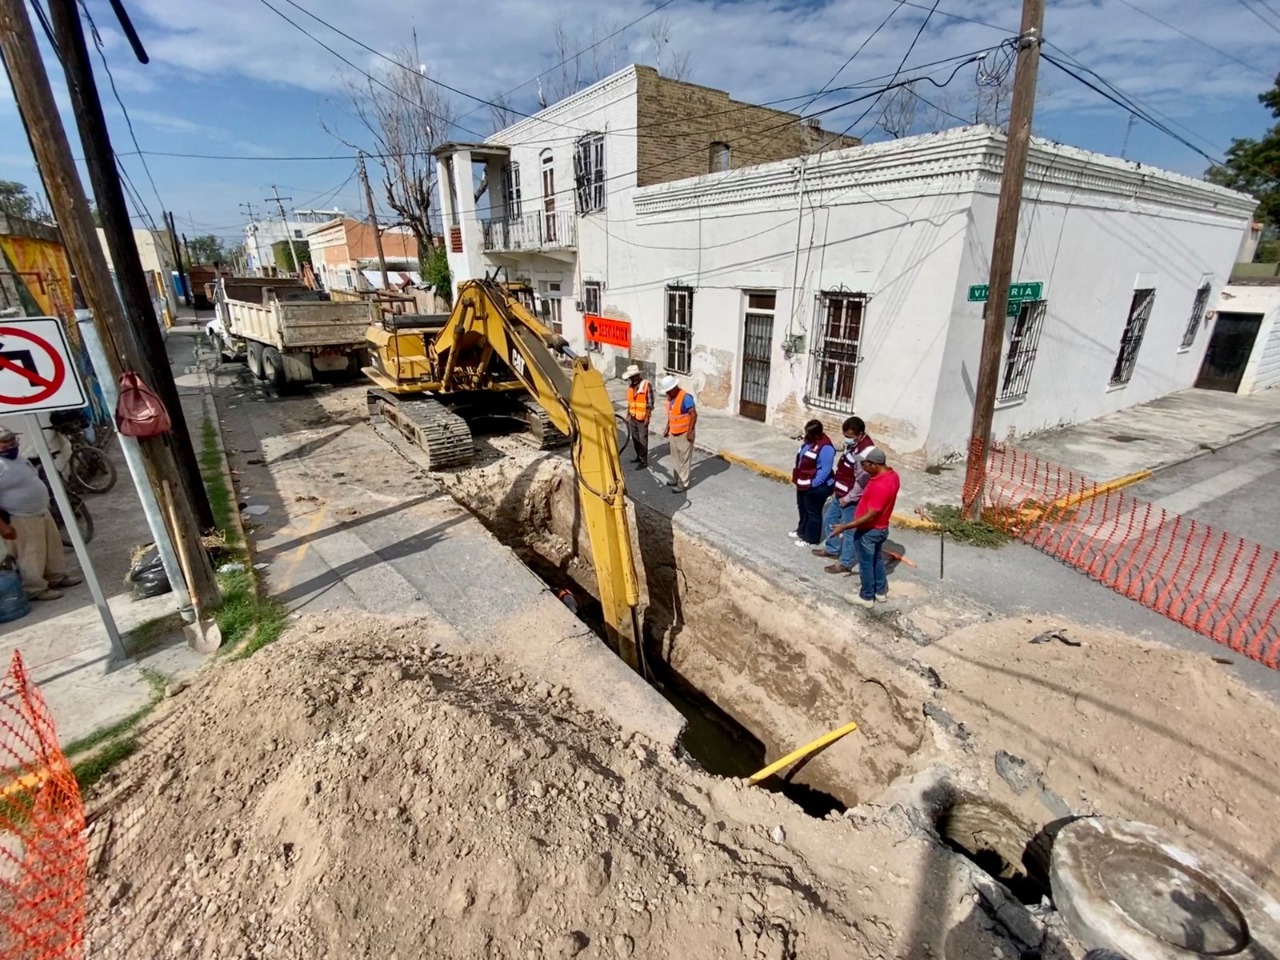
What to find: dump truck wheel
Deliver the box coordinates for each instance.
[262,347,287,389]
[247,341,266,380]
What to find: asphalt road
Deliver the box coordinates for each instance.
[1131,424,1280,553]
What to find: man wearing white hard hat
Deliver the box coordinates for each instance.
[660,375,697,492]
[622,364,653,469]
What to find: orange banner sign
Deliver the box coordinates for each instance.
[584,314,630,349]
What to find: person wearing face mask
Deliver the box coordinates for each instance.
[0,427,81,601]
[812,416,876,573]
[790,419,836,546]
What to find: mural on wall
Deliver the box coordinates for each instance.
[0,237,110,424]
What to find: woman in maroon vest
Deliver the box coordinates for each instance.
[789,419,836,546]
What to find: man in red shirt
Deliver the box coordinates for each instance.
[832,448,899,607]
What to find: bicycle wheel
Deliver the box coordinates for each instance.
[70,447,117,494]
[55,498,93,547]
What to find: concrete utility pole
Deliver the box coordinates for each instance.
[962,0,1045,519]
[267,185,302,277]
[1,0,220,604]
[240,201,264,275]
[357,153,389,291]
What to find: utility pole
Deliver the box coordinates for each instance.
[962,0,1045,519]
[45,0,214,536]
[267,185,302,277]
[357,153,389,291]
[240,201,264,276]
[164,211,190,306]
[3,0,220,603]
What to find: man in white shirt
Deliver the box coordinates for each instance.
[0,428,81,600]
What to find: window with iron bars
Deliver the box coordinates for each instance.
[1111,288,1155,386]
[665,286,693,374]
[805,292,866,411]
[583,281,602,353]
[998,300,1048,402]
[502,162,522,219]
[574,134,606,214]
[1180,283,1211,349]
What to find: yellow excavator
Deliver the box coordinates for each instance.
[363,276,643,666]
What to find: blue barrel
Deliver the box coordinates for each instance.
[0,569,30,623]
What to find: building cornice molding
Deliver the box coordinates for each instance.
[487,67,639,145]
[634,126,1257,224]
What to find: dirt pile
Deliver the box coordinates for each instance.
[86,616,944,960]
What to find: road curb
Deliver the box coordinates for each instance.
[1146,419,1280,477]
[714,449,791,484]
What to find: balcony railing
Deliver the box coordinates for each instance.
[482,211,577,253]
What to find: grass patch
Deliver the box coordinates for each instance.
[923,503,1014,549]
[72,737,138,792]
[63,705,152,758]
[200,416,239,546]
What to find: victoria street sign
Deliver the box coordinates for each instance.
[967,282,1043,303]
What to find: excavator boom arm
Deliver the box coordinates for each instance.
[433,280,642,662]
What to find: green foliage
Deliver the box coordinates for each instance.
[0,180,39,221]
[923,504,1013,548]
[1207,72,1280,228]
[186,234,227,266]
[272,239,312,274]
[200,417,239,546]
[72,738,139,791]
[1255,238,1278,263]
[422,243,453,305]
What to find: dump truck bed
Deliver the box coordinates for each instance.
[223,297,374,350]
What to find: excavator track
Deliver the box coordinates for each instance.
[367,389,474,470]
[517,398,570,450]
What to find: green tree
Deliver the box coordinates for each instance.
[422,244,452,305]
[0,180,39,220]
[271,239,312,274]
[1207,72,1280,234]
[185,234,226,266]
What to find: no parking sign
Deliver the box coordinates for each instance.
[0,317,87,413]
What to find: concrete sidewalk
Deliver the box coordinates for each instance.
[610,380,1280,513]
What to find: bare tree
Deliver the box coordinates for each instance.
[648,16,693,81]
[876,82,919,139]
[549,20,584,102]
[334,43,456,259]
[489,92,519,134]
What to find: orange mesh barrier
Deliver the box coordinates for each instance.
[969,445,1280,668]
[0,651,85,959]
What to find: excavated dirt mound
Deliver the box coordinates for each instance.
[85,616,904,960]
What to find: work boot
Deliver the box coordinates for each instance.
[811,548,830,557]
[49,574,82,588]
[32,589,64,601]
[825,564,852,575]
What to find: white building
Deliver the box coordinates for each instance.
[244,208,345,275]
[439,67,1257,463]
[1205,275,1280,394]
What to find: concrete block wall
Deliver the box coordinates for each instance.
[634,66,855,188]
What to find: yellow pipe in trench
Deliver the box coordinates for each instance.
[748,720,859,785]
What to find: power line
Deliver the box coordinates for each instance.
[454,0,681,126]
[1111,0,1269,77]
[832,0,941,141]
[1234,0,1280,34]
[793,1,905,119]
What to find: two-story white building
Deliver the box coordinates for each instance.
[245,208,346,276]
[438,65,1257,463]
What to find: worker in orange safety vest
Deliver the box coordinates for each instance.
[623,364,654,469]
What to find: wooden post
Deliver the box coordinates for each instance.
[358,153,390,292]
[1,0,221,607]
[962,0,1045,519]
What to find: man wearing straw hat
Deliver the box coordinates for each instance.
[623,363,653,469]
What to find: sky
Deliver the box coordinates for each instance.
[0,0,1276,248]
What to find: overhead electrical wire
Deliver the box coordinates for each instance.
[831,0,941,142]
[1234,0,1280,34]
[1110,0,1269,77]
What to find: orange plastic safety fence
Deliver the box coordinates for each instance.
[972,446,1280,668]
[0,651,86,960]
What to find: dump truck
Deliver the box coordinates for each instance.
[211,278,375,387]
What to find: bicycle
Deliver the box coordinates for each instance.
[23,456,93,547]
[46,410,117,495]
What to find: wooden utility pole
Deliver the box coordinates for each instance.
[267,185,302,277]
[165,211,189,305]
[962,0,1045,519]
[45,0,214,532]
[357,153,389,291]
[2,0,220,605]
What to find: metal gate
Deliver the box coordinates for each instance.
[739,311,773,421]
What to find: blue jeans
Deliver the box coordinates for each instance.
[821,497,856,568]
[854,527,889,600]
[796,483,833,544]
